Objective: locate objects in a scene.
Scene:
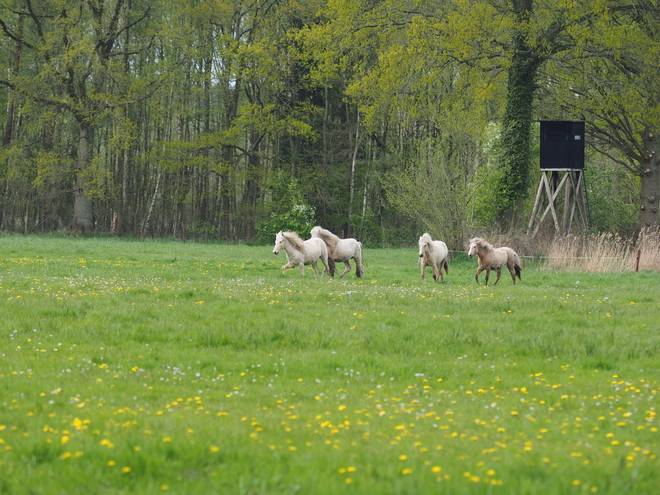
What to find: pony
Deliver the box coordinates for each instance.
[467,237,522,286]
[418,233,449,282]
[310,226,364,278]
[272,231,329,277]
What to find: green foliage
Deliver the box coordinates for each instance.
[2,236,660,494]
[383,129,493,249]
[1,0,660,239]
[585,160,639,237]
[253,171,316,244]
[350,209,382,246]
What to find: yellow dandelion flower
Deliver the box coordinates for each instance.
[122,467,131,474]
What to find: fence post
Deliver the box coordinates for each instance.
[636,249,641,272]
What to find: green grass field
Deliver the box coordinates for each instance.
[1,235,659,494]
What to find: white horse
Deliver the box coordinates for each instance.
[468,237,522,286]
[418,233,449,281]
[273,231,329,277]
[310,226,364,278]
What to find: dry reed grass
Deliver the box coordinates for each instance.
[543,228,660,272]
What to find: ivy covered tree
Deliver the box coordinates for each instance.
[301,0,660,233]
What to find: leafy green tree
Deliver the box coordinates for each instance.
[301,0,660,234]
[545,2,660,230]
[0,0,166,231]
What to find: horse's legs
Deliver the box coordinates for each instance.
[319,255,329,278]
[421,263,426,280]
[484,267,491,286]
[355,256,364,278]
[311,261,319,277]
[433,262,443,281]
[493,268,502,285]
[299,262,306,276]
[340,261,351,278]
[508,264,517,284]
[281,262,295,275]
[474,266,484,284]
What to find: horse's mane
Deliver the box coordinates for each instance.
[282,231,305,251]
[470,237,492,251]
[420,233,433,246]
[311,226,340,251]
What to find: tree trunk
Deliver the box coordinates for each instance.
[347,108,360,237]
[497,0,541,230]
[3,15,22,147]
[639,130,660,229]
[71,122,94,232]
[142,167,162,236]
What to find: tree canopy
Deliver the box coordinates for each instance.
[0,0,658,244]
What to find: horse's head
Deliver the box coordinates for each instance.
[418,233,432,258]
[467,238,480,258]
[273,231,284,255]
[310,226,321,237]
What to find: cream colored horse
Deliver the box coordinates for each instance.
[468,237,521,286]
[273,231,329,277]
[418,233,449,281]
[310,226,364,278]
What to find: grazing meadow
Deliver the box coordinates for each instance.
[1,235,659,494]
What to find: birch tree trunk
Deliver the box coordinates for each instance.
[71,122,94,232]
[348,109,360,237]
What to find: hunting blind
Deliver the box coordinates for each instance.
[527,121,590,236]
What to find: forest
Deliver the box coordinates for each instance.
[0,0,658,248]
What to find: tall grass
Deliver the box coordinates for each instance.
[543,229,660,272]
[1,235,659,494]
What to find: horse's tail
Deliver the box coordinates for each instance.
[318,241,332,278]
[513,252,522,280]
[443,258,449,275]
[327,256,336,277]
[355,242,365,278]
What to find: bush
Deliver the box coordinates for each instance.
[252,171,316,245]
[253,204,316,245]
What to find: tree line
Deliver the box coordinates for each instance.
[0,0,658,247]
